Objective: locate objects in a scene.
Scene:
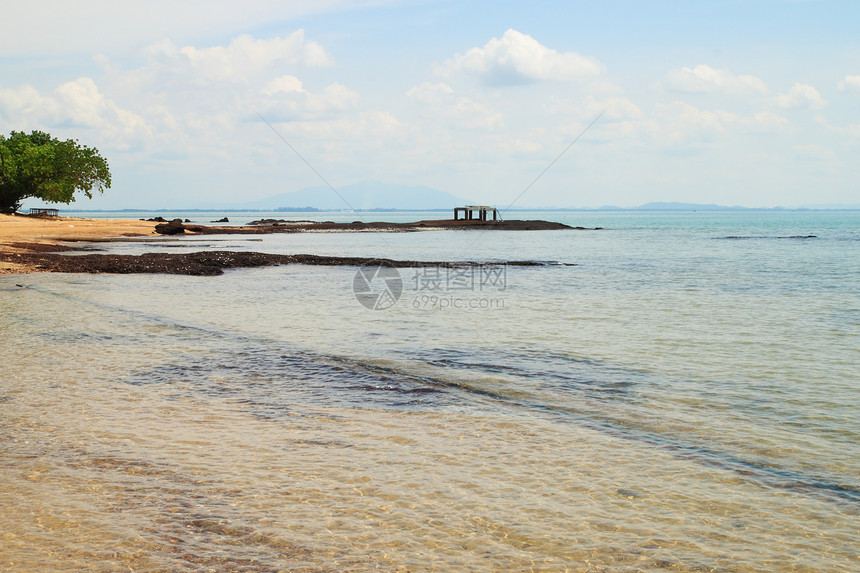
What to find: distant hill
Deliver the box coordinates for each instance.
[569,202,860,211]
[224,181,471,211]
[634,202,739,211]
[796,203,860,210]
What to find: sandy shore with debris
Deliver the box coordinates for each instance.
[0,214,157,273]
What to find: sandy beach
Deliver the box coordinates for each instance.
[0,214,157,273]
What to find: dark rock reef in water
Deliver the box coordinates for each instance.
[2,248,553,276]
[155,219,598,235]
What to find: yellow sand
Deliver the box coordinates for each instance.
[0,214,157,274]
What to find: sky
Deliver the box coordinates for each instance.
[2,0,859,209]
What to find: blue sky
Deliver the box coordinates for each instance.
[2,0,859,209]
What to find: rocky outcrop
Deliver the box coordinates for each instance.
[154,218,186,235]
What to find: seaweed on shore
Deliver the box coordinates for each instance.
[1,249,551,276]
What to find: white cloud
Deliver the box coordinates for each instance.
[585,96,643,121]
[262,75,306,96]
[441,29,604,85]
[0,26,389,169]
[585,97,644,142]
[0,84,58,122]
[54,78,113,128]
[545,95,641,122]
[485,134,544,156]
[821,117,860,138]
[774,83,827,110]
[277,110,405,144]
[406,82,455,103]
[0,1,388,56]
[740,110,791,133]
[837,75,860,91]
[545,95,643,143]
[406,82,503,130]
[259,76,360,120]
[138,31,332,85]
[665,65,767,95]
[0,78,150,149]
[649,103,794,144]
[180,32,332,82]
[651,101,736,145]
[793,144,836,161]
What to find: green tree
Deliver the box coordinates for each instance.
[0,130,111,213]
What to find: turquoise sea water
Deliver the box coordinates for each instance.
[1,210,858,571]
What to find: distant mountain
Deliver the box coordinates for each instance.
[224,181,471,211]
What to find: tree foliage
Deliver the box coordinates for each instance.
[0,130,111,213]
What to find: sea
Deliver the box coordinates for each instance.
[1,209,858,572]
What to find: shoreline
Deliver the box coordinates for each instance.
[1,214,582,275]
[0,213,158,274]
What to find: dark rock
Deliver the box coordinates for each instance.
[185,218,192,223]
[145,216,167,222]
[211,217,229,223]
[154,218,186,235]
[247,218,287,226]
[2,250,564,276]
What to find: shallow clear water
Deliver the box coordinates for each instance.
[2,211,858,571]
